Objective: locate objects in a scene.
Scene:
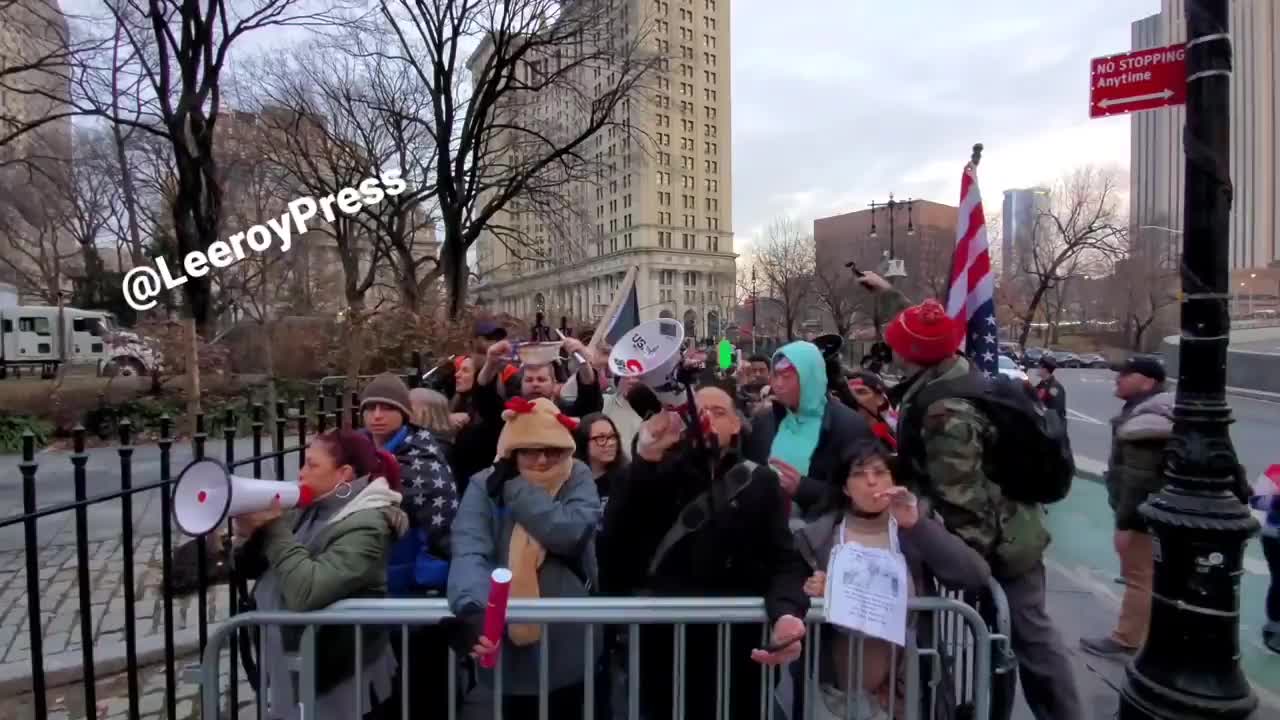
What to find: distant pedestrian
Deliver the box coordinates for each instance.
[1080,356,1173,660]
[1034,356,1067,421]
[1251,474,1280,653]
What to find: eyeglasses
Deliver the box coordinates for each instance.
[517,447,571,461]
[590,434,619,446]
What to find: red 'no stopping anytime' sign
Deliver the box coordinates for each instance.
[1089,43,1187,119]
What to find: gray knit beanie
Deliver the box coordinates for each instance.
[359,373,413,419]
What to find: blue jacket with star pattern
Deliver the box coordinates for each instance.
[381,424,459,556]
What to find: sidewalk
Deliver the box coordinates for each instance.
[0,536,230,699]
[1044,464,1280,715]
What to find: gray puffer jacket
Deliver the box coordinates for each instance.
[446,459,603,695]
[1105,391,1175,533]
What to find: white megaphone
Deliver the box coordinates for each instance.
[608,318,687,408]
[171,458,315,536]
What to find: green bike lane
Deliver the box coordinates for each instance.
[1044,467,1279,704]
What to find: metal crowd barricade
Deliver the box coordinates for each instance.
[198,595,1009,720]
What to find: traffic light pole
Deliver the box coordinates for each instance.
[1118,1,1260,717]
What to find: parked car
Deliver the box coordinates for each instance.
[997,354,1029,383]
[1021,347,1046,368]
[1077,353,1110,369]
[1049,350,1081,368]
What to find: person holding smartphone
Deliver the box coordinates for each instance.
[603,384,811,719]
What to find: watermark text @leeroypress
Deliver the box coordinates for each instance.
[121,171,407,311]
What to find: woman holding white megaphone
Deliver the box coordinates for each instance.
[233,429,408,720]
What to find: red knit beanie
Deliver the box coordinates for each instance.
[884,300,965,366]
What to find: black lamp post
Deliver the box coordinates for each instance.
[1118,1,1260,717]
[868,192,916,266]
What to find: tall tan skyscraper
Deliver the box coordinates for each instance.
[1130,0,1279,270]
[472,0,735,341]
[0,0,71,161]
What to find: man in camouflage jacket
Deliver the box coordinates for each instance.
[859,271,1082,720]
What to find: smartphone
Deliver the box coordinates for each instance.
[758,635,802,654]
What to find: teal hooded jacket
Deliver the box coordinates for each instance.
[768,342,829,476]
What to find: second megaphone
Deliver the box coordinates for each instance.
[171,458,314,537]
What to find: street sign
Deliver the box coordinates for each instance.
[1089,42,1187,119]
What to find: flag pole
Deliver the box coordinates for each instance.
[944,143,983,314]
[588,265,639,353]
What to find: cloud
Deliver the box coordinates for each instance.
[730,0,1162,247]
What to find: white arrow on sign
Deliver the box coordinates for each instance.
[1098,89,1175,108]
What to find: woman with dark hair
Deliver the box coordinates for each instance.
[792,439,990,720]
[448,353,505,493]
[574,412,629,512]
[233,430,408,720]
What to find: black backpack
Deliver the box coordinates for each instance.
[899,370,1074,505]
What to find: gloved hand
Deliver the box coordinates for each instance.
[440,604,486,656]
[486,459,519,499]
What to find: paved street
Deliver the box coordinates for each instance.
[1056,368,1280,485]
[0,437,303,553]
[1056,368,1280,707]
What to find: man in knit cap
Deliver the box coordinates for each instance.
[856,271,1082,720]
[358,373,461,715]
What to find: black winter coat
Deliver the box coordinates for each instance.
[742,399,875,518]
[602,441,810,623]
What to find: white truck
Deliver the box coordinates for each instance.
[0,304,159,378]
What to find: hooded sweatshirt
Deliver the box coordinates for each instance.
[769,341,829,476]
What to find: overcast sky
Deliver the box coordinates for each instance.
[730,0,1160,248]
[64,0,1161,255]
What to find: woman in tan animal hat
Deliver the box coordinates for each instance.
[445,397,604,719]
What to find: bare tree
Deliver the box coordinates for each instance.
[0,127,122,303]
[80,0,357,425]
[378,0,661,316]
[748,217,816,342]
[244,50,395,387]
[812,262,865,341]
[0,160,78,302]
[215,139,298,420]
[0,0,106,158]
[249,39,440,312]
[1121,223,1180,351]
[1012,166,1128,349]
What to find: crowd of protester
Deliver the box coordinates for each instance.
[234,269,1280,720]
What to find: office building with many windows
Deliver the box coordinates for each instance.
[471,0,736,341]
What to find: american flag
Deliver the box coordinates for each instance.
[945,157,999,376]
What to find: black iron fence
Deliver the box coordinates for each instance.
[0,363,426,720]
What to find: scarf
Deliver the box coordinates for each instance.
[506,455,574,646]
